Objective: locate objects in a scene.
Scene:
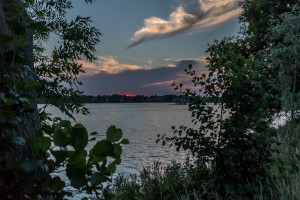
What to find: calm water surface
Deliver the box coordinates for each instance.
[45,103,192,175]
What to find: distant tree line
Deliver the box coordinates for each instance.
[80,94,190,103]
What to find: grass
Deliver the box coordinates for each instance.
[110,161,190,200]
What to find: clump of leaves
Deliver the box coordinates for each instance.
[0,118,128,199]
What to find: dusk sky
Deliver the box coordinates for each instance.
[65,0,242,95]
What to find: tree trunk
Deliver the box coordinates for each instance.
[0,0,39,139]
[0,1,40,198]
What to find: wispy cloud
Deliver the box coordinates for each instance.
[77,55,145,76]
[142,80,175,87]
[128,0,241,48]
[142,57,207,90]
[77,55,180,76]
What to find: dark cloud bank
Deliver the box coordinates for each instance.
[79,60,201,96]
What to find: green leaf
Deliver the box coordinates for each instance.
[66,166,87,189]
[120,138,129,144]
[53,50,59,62]
[29,21,48,34]
[60,120,72,128]
[90,172,108,186]
[24,80,42,89]
[112,158,121,165]
[113,144,122,156]
[12,35,27,47]
[28,136,51,155]
[107,163,116,174]
[51,177,65,192]
[70,173,88,189]
[4,98,17,106]
[89,155,106,164]
[68,150,87,168]
[51,150,69,163]
[90,132,98,136]
[53,130,69,147]
[39,137,51,151]
[70,124,88,150]
[106,125,123,143]
[91,140,114,157]
[34,162,50,177]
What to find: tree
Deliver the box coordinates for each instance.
[160,37,280,198]
[0,1,127,199]
[0,0,39,140]
[269,8,300,132]
[1,2,41,197]
[240,0,300,52]
[158,1,300,198]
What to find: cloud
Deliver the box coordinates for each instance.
[77,55,182,76]
[79,58,207,95]
[77,55,145,76]
[128,0,241,48]
[141,56,208,91]
[142,80,175,88]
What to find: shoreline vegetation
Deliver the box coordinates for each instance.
[81,94,189,104]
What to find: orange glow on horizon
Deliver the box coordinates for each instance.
[122,92,137,97]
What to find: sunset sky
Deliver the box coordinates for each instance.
[66,0,242,95]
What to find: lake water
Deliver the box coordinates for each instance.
[45,103,192,175]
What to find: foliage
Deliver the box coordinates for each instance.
[111,161,193,200]
[0,0,128,199]
[110,2,300,200]
[1,120,127,199]
[240,0,300,52]
[268,7,300,132]
[26,0,101,118]
[154,2,300,199]
[158,37,281,198]
[257,7,300,200]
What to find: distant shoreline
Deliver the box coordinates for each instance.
[80,94,189,104]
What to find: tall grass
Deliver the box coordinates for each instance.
[110,161,199,200]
